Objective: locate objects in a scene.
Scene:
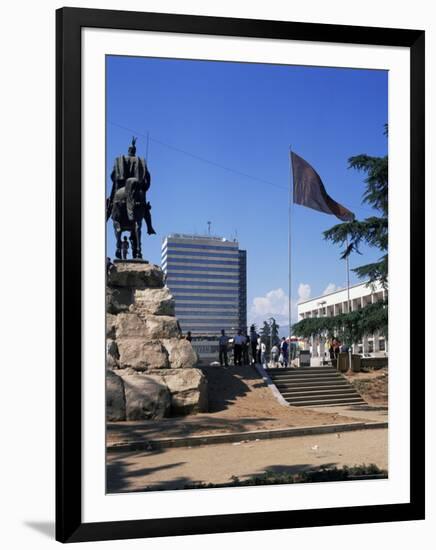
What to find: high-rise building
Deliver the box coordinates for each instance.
[161,234,247,337]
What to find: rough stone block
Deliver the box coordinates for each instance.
[108,262,164,289]
[106,369,126,421]
[118,369,171,420]
[117,339,169,371]
[133,287,175,316]
[162,338,198,369]
[151,368,208,415]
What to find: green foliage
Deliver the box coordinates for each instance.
[230,463,387,486]
[259,318,280,351]
[141,464,387,492]
[260,321,271,348]
[292,300,388,345]
[323,131,388,289]
[269,317,280,346]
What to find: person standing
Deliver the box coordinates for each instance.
[249,325,258,364]
[233,330,244,366]
[185,331,192,343]
[218,329,229,367]
[260,341,267,365]
[332,337,341,359]
[242,331,250,365]
[280,337,289,368]
[256,336,262,364]
[121,236,129,260]
[271,343,279,365]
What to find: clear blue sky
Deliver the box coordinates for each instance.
[106,55,387,327]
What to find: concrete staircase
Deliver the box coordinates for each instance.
[265,366,366,407]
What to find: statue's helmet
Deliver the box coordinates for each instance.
[128,136,137,156]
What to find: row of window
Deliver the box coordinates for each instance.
[172,296,237,304]
[164,266,239,276]
[171,289,239,296]
[169,281,239,289]
[175,303,238,309]
[177,311,239,318]
[164,257,239,267]
[162,242,239,253]
[167,272,238,281]
[162,249,239,259]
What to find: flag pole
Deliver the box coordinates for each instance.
[345,231,353,370]
[288,147,293,365]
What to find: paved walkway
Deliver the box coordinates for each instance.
[107,427,388,493]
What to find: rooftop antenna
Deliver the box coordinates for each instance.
[207,221,212,236]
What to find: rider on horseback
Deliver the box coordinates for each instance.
[106,137,156,259]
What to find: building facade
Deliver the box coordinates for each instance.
[297,281,387,357]
[161,234,247,341]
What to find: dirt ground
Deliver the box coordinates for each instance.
[107,427,388,492]
[108,365,371,446]
[201,364,362,427]
[345,367,388,405]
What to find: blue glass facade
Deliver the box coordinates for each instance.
[162,234,247,337]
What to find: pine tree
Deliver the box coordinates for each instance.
[293,127,388,342]
[269,317,280,346]
[323,126,388,288]
[260,321,271,350]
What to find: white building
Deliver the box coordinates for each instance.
[297,281,387,357]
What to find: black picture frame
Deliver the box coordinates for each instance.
[56,7,425,543]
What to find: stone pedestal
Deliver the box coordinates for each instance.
[106,261,208,421]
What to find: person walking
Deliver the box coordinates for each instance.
[233,330,245,366]
[121,236,129,260]
[218,329,229,367]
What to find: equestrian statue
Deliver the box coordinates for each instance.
[106,137,156,259]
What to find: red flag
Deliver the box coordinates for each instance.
[291,152,355,222]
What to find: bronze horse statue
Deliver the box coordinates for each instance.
[106,137,156,259]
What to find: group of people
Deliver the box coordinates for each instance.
[218,328,295,368]
[327,337,349,360]
[218,329,251,367]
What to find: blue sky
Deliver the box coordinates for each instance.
[106,56,387,327]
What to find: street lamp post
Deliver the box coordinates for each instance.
[317,300,327,365]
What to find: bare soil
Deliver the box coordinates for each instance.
[345,367,388,405]
[200,365,361,428]
[107,427,388,492]
[108,365,366,446]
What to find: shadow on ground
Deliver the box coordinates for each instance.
[106,458,339,493]
[200,365,265,412]
[107,452,186,492]
[108,414,276,442]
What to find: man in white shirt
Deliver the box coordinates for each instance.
[260,341,267,365]
[233,330,245,366]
